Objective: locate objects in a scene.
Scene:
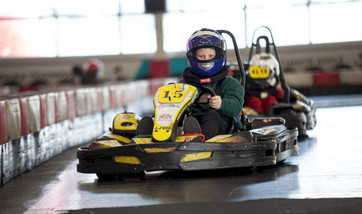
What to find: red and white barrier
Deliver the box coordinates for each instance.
[126,82,137,104]
[27,95,41,133]
[0,100,7,144]
[19,97,29,136]
[109,86,116,109]
[285,72,314,88]
[96,87,103,112]
[339,70,362,85]
[5,99,21,140]
[46,92,56,125]
[88,88,98,114]
[101,86,110,112]
[66,90,76,119]
[0,80,156,186]
[313,70,340,86]
[39,94,48,129]
[137,80,150,99]
[115,84,126,108]
[149,78,164,96]
[75,88,87,117]
[56,91,67,122]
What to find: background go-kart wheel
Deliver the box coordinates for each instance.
[306,108,317,130]
[279,109,307,137]
[298,120,307,137]
[277,159,286,164]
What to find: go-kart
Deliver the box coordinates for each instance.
[77,30,298,180]
[232,26,316,137]
[77,83,298,180]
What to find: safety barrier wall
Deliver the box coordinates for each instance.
[0,101,6,143]
[0,77,176,185]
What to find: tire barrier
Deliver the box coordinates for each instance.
[75,88,88,117]
[0,100,7,144]
[66,90,76,119]
[19,97,29,136]
[46,92,56,125]
[39,94,48,129]
[313,70,340,86]
[27,95,41,133]
[5,99,21,141]
[0,80,174,185]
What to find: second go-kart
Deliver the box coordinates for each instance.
[233,26,316,137]
[76,30,298,180]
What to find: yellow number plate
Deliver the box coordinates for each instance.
[158,84,188,103]
[249,66,270,79]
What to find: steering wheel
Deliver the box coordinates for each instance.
[194,85,217,111]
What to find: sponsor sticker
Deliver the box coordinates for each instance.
[122,114,132,119]
[200,78,211,83]
[159,104,180,108]
[155,126,171,130]
[159,114,172,121]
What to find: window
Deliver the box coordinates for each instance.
[246,5,310,46]
[245,0,307,8]
[0,0,53,18]
[310,1,362,44]
[0,19,57,57]
[120,14,157,54]
[163,0,245,53]
[120,0,145,14]
[0,0,152,57]
[54,0,120,16]
[57,17,121,56]
[0,0,361,58]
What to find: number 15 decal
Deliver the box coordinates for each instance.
[162,90,183,99]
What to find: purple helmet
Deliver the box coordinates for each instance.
[186,28,226,76]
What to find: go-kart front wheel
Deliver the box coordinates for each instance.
[96,173,118,181]
[96,172,145,181]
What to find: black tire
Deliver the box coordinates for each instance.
[96,173,119,181]
[297,120,307,137]
[97,172,146,181]
[280,109,307,137]
[277,159,286,165]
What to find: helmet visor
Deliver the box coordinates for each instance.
[187,46,225,63]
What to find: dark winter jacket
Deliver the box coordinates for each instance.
[179,66,244,123]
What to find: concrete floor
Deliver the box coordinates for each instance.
[1,98,362,214]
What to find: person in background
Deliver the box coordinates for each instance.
[72,59,105,85]
[245,53,284,113]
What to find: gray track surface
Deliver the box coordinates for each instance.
[1,97,362,214]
